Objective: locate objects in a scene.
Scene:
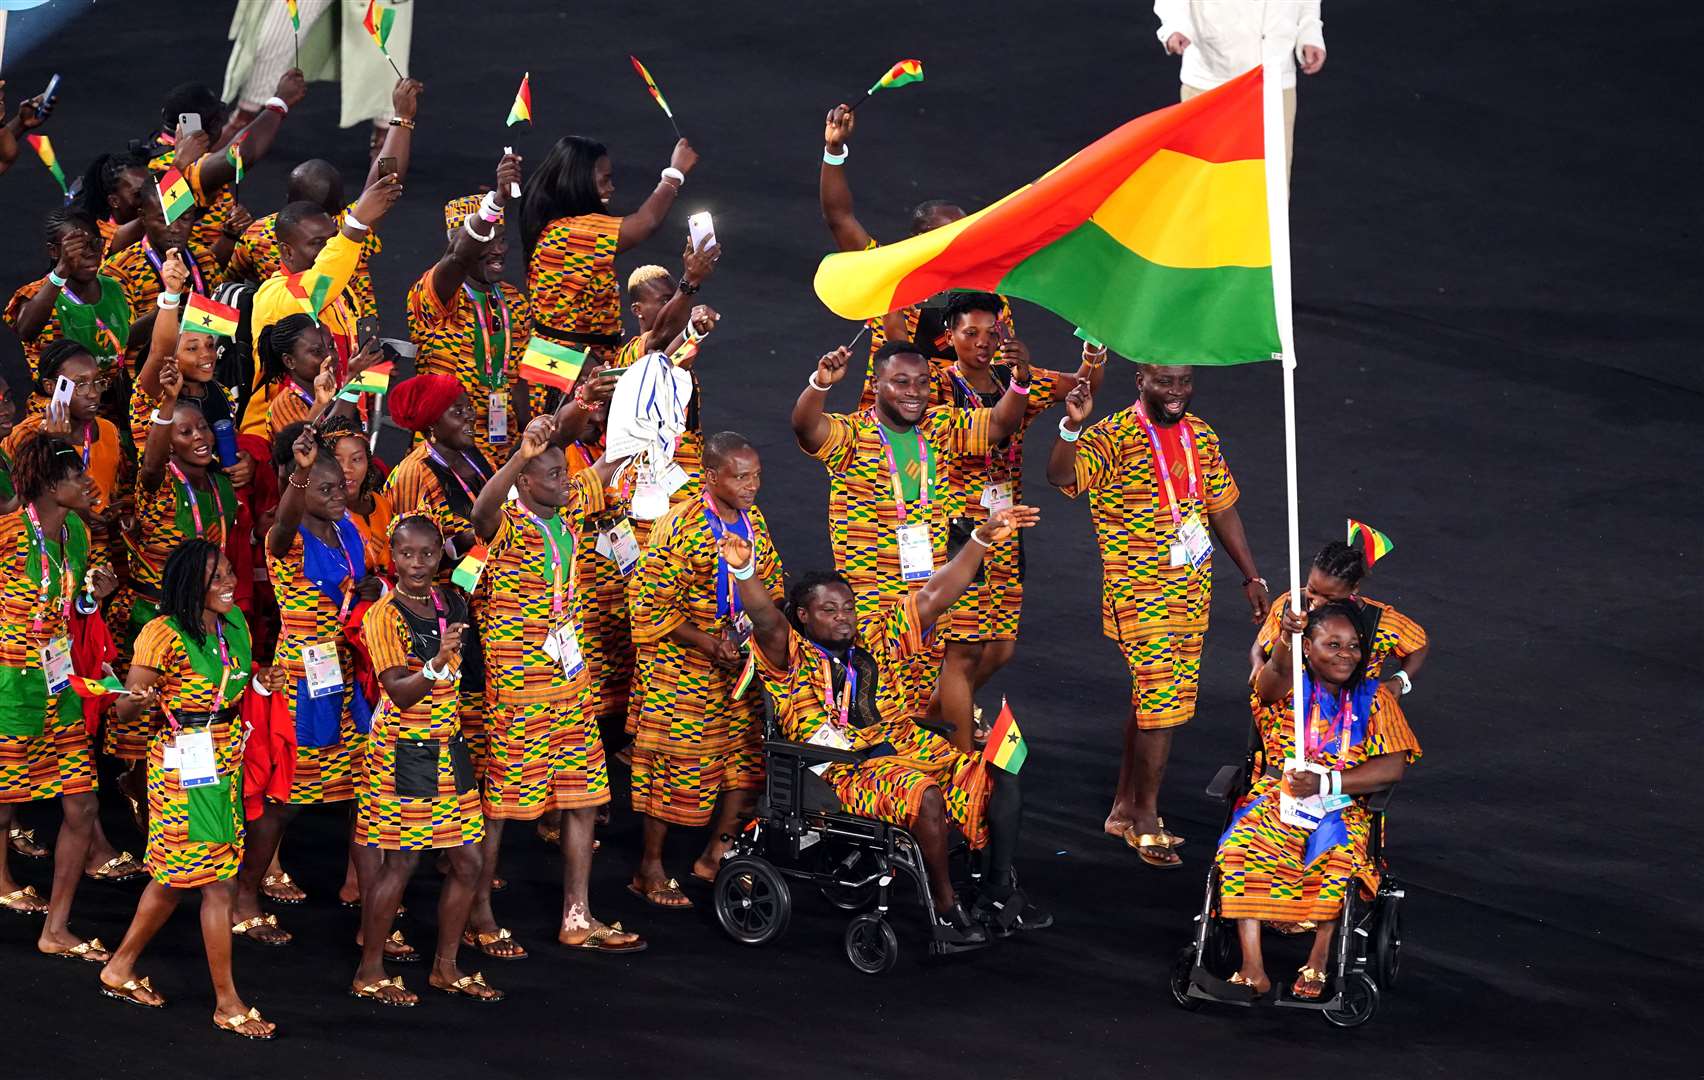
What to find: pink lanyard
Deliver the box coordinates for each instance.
[871,415,931,526]
[145,242,204,295]
[426,443,487,505]
[463,284,512,387]
[521,507,569,618]
[23,504,72,635]
[55,282,125,359]
[163,622,234,733]
[811,644,855,729]
[1133,401,1200,529]
[1306,685,1353,764]
[947,364,1020,476]
[166,462,224,539]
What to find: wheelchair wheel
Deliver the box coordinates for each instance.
[1169,945,1203,1011]
[845,914,900,975]
[713,857,792,946]
[820,880,878,912]
[1322,971,1380,1028]
[1373,900,1402,989]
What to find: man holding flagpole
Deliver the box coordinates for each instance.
[1047,367,1268,868]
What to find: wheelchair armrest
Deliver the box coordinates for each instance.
[1206,765,1243,801]
[1364,785,1397,813]
[763,738,864,766]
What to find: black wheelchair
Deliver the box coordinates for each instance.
[1169,732,1406,1027]
[710,703,987,974]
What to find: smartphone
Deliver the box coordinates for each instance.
[687,211,715,253]
[51,374,75,412]
[356,316,382,350]
[375,156,398,181]
[42,74,61,106]
[177,111,202,136]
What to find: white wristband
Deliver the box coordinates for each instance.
[264,96,289,115]
[808,374,831,393]
[967,528,991,548]
[1391,669,1413,695]
[730,559,756,581]
[157,292,182,309]
[660,166,685,187]
[343,212,370,233]
[151,409,174,425]
[462,215,495,243]
[47,270,68,288]
[823,145,848,165]
[1058,418,1082,442]
[478,191,503,223]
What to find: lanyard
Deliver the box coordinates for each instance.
[75,422,92,468]
[811,644,855,729]
[1306,684,1354,763]
[54,282,125,359]
[947,364,1020,476]
[1133,401,1200,529]
[426,443,487,506]
[318,522,360,620]
[145,242,204,296]
[208,621,234,717]
[871,415,930,525]
[166,462,225,539]
[699,492,751,619]
[464,284,512,387]
[521,506,569,618]
[23,504,73,634]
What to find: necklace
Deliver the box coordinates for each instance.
[395,586,433,601]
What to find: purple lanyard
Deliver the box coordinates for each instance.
[811,644,855,729]
[870,414,930,525]
[22,503,72,634]
[947,364,1019,475]
[426,443,487,506]
[145,242,204,295]
[166,461,224,538]
[521,507,569,618]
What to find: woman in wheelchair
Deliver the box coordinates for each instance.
[718,505,1052,946]
[1216,600,1421,1000]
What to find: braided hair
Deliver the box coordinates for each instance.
[317,414,382,496]
[42,207,98,252]
[1311,541,1369,591]
[70,151,145,223]
[160,539,222,646]
[256,314,319,389]
[37,339,95,394]
[12,435,85,504]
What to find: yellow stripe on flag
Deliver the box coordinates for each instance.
[1089,150,1269,270]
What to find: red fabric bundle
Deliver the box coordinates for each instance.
[240,681,296,821]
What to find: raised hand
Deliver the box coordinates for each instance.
[16,93,50,131]
[348,336,383,377]
[978,504,1041,544]
[573,366,621,409]
[157,361,184,401]
[517,415,555,460]
[669,138,699,175]
[312,357,338,405]
[432,622,467,670]
[173,128,211,172]
[86,564,119,601]
[687,304,719,339]
[996,331,1032,384]
[814,346,851,387]
[824,103,855,150]
[227,450,255,489]
[160,247,190,295]
[494,150,522,208]
[222,204,255,240]
[719,532,754,572]
[42,400,72,437]
[682,237,720,286]
[1063,381,1093,428]
[391,77,423,120]
[275,67,309,108]
[291,425,319,470]
[352,172,404,228]
[52,230,89,282]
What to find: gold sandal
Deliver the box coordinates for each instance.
[85,851,145,882]
[1123,828,1183,869]
[1292,965,1328,1001]
[430,970,504,1002]
[231,913,291,946]
[215,1005,276,1040]
[43,937,109,963]
[558,920,647,954]
[350,975,416,1008]
[1228,971,1270,997]
[100,974,166,1008]
[462,926,528,960]
[0,885,48,915]
[8,827,48,858]
[261,872,306,904]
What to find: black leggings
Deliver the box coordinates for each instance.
[985,771,1022,893]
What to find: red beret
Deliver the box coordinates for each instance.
[388,373,463,433]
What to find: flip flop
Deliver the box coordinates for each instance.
[1227,971,1270,998]
[430,971,504,1003]
[231,913,292,946]
[84,852,145,882]
[42,937,109,963]
[350,976,417,1008]
[214,1006,276,1040]
[381,929,421,963]
[8,827,48,858]
[626,878,694,910]
[462,927,528,960]
[1123,827,1183,869]
[559,920,647,954]
[260,872,306,905]
[1291,965,1328,1001]
[0,885,48,915]
[100,975,166,1009]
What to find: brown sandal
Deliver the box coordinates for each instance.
[1123,827,1183,869]
[627,878,694,910]
[8,827,48,858]
[1292,965,1328,1001]
[462,926,528,960]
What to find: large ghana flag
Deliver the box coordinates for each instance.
[813,66,1280,365]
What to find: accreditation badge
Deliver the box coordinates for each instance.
[979,482,1014,513]
[1172,512,1212,569]
[487,391,509,444]
[302,641,345,699]
[541,623,586,679]
[595,520,643,576]
[40,636,73,695]
[897,522,933,581]
[175,729,218,787]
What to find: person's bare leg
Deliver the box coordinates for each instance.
[352,849,417,1004]
[433,844,493,995]
[938,642,983,752]
[202,880,275,1036]
[910,788,958,914]
[0,804,19,896]
[231,802,296,942]
[84,812,121,870]
[338,850,363,905]
[559,805,638,946]
[39,792,99,952]
[630,814,678,898]
[1235,918,1271,992]
[463,820,524,957]
[1105,708,1144,835]
[971,639,1015,692]
[100,881,181,1004]
[1293,921,1335,997]
[347,833,387,947]
[692,789,753,881]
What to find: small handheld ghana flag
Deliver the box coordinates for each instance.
[363,0,405,78]
[225,136,245,185]
[68,674,127,700]
[520,336,587,391]
[450,544,488,592]
[981,698,1027,774]
[182,293,242,338]
[283,0,300,31]
[507,72,532,126]
[868,58,924,95]
[1346,518,1394,566]
[629,55,681,137]
[157,167,196,225]
[284,270,335,323]
[729,650,755,700]
[340,360,393,398]
[26,135,66,196]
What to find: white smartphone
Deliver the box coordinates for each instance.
[177,111,202,136]
[51,374,75,412]
[688,211,715,253]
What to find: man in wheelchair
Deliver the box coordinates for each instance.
[1215,600,1422,1000]
[718,505,1052,947]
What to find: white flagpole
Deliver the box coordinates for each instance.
[1260,56,1305,759]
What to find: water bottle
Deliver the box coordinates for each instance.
[212,419,239,469]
